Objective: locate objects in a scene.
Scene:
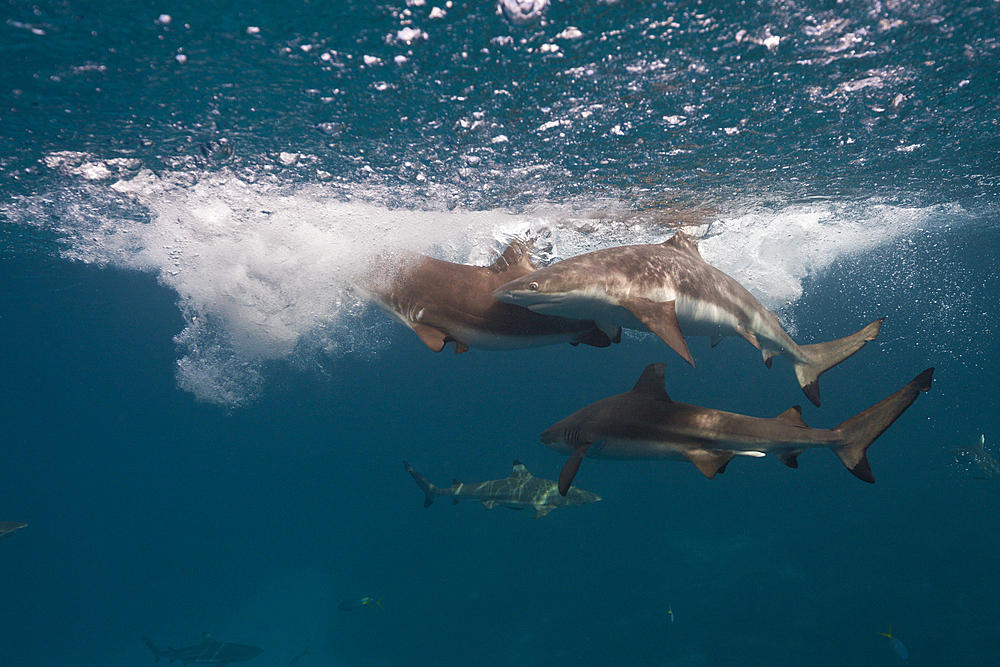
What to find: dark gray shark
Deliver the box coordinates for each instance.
[0,522,26,541]
[354,239,620,353]
[542,363,933,495]
[493,230,881,406]
[141,633,263,667]
[404,460,601,518]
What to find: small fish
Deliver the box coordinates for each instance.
[287,647,312,667]
[667,606,674,624]
[338,597,382,611]
[879,625,908,662]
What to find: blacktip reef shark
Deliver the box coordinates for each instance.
[542,363,933,495]
[0,522,27,541]
[141,633,263,667]
[493,230,882,406]
[353,238,620,353]
[404,460,601,518]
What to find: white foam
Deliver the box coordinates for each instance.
[6,161,960,405]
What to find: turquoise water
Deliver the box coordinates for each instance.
[2,1,998,665]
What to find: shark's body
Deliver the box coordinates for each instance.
[141,633,263,667]
[0,522,26,541]
[404,460,601,518]
[953,434,1000,479]
[355,239,619,353]
[493,230,881,406]
[542,363,933,495]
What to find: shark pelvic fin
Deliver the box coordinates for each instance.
[559,441,593,496]
[775,449,805,468]
[534,505,556,518]
[630,363,673,402]
[620,298,694,366]
[683,449,735,479]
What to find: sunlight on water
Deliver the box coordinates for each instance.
[3,160,964,405]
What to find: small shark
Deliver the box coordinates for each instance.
[141,633,263,667]
[493,230,882,406]
[953,434,1000,479]
[0,522,27,541]
[354,239,620,353]
[404,460,601,518]
[541,363,933,495]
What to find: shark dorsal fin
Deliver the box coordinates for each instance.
[511,461,531,478]
[662,229,703,259]
[489,238,536,274]
[630,363,672,402]
[775,406,809,428]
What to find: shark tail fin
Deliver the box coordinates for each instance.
[141,635,164,663]
[403,461,437,507]
[832,368,933,483]
[793,318,883,407]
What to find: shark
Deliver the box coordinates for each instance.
[493,230,882,406]
[953,434,1000,479]
[353,238,620,353]
[141,633,263,667]
[541,363,933,495]
[404,460,601,518]
[0,522,26,541]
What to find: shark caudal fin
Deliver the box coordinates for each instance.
[403,461,438,507]
[140,635,165,663]
[832,368,933,483]
[793,318,883,407]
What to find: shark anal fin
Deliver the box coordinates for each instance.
[621,298,694,367]
[410,323,450,352]
[776,449,804,468]
[559,441,593,496]
[684,449,735,479]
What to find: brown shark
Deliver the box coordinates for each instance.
[541,363,933,495]
[354,239,620,353]
[493,230,881,406]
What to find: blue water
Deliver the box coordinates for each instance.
[2,1,999,665]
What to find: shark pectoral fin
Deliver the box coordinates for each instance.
[559,441,593,496]
[410,323,450,352]
[574,328,613,348]
[684,450,735,479]
[622,298,694,366]
[534,505,557,518]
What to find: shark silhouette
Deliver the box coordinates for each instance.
[354,239,619,353]
[542,363,933,495]
[141,633,263,667]
[494,230,881,406]
[404,460,601,518]
[0,522,26,541]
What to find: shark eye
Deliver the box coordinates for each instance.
[528,281,539,291]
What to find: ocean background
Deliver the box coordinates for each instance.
[2,1,998,665]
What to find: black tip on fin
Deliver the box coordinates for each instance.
[850,456,876,484]
[803,380,821,408]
